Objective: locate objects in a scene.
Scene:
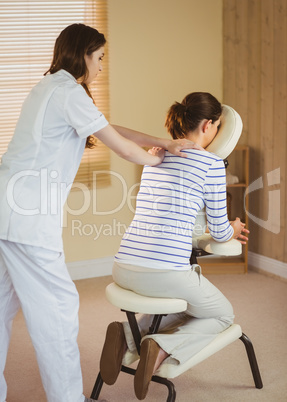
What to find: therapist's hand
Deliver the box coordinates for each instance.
[166,139,204,157]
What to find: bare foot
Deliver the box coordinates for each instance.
[153,347,169,373]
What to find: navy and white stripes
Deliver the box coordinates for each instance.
[115,149,234,270]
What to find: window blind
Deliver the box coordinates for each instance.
[0,0,110,188]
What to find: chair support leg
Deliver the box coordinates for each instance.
[124,310,142,355]
[124,311,165,352]
[90,372,104,400]
[151,374,177,402]
[148,314,165,334]
[239,333,263,389]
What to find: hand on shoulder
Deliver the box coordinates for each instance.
[166,139,204,158]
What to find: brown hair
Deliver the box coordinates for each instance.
[165,92,222,140]
[45,24,106,148]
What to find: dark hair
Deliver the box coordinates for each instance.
[45,24,106,148]
[165,92,222,140]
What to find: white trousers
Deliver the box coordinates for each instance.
[113,262,234,366]
[0,240,85,402]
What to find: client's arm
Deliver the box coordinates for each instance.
[205,159,249,244]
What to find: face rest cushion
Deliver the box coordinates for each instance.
[206,104,243,159]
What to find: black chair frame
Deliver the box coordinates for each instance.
[91,249,263,401]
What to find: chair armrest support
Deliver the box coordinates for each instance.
[192,233,242,256]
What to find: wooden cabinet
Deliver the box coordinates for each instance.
[199,145,249,275]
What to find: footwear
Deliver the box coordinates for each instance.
[134,338,160,400]
[84,397,107,402]
[100,321,126,385]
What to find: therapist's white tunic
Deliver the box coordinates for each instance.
[0,69,108,251]
[0,70,108,402]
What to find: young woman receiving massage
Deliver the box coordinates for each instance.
[99,92,249,400]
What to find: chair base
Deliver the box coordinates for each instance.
[91,366,177,402]
[91,310,263,401]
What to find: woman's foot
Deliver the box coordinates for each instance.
[134,338,162,400]
[154,347,170,373]
[100,321,127,385]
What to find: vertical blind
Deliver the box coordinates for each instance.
[0,0,110,188]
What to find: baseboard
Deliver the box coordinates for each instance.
[67,256,114,280]
[67,252,287,281]
[248,251,287,281]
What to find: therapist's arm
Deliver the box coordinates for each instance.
[94,124,164,166]
[112,124,203,157]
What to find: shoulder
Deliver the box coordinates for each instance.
[47,72,96,111]
[185,149,223,163]
[42,70,87,98]
[164,149,223,166]
[31,70,87,105]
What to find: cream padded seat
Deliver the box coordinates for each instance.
[106,282,187,315]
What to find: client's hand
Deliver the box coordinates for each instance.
[230,217,250,244]
[166,139,204,157]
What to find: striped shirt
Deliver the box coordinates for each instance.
[115,149,234,270]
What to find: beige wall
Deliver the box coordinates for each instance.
[63,0,223,262]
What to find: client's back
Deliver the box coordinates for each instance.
[115,149,233,270]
